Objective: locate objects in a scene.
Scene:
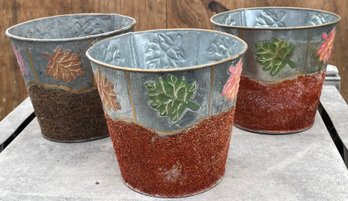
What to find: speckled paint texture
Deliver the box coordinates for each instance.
[29,85,108,142]
[106,108,235,198]
[235,71,325,133]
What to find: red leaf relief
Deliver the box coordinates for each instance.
[45,48,85,82]
[94,70,121,112]
[12,45,28,76]
[316,28,336,64]
[222,59,243,101]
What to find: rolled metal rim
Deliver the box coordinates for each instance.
[5,13,136,42]
[210,6,341,30]
[86,28,248,73]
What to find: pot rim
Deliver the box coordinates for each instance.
[210,6,341,30]
[5,13,136,42]
[86,28,248,73]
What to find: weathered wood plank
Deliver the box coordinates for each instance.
[134,0,166,31]
[15,0,70,20]
[320,85,348,166]
[167,0,211,29]
[0,98,34,152]
[334,0,348,99]
[0,0,27,122]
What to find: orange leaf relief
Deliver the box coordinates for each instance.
[222,59,243,101]
[94,70,121,112]
[316,28,336,64]
[45,48,85,82]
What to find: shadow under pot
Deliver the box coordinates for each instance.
[86,29,247,197]
[211,7,341,134]
[6,13,136,142]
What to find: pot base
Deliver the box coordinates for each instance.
[234,122,314,135]
[41,133,109,143]
[122,175,224,198]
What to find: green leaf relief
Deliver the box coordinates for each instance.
[255,38,296,76]
[144,74,200,122]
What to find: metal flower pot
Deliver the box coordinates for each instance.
[6,13,136,142]
[86,29,247,197]
[211,7,340,134]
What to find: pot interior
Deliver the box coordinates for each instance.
[211,7,340,28]
[6,14,135,40]
[87,29,247,70]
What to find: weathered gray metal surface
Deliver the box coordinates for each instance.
[0,112,347,201]
[6,13,136,92]
[320,85,348,165]
[0,97,34,151]
[211,7,340,82]
[87,29,247,134]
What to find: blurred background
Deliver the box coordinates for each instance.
[0,0,347,121]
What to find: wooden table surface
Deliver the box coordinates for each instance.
[0,85,348,201]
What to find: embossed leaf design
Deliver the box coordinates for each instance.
[256,10,286,27]
[222,59,243,101]
[12,45,28,76]
[256,38,296,76]
[316,28,336,64]
[74,16,110,37]
[145,33,185,68]
[28,24,55,39]
[103,42,125,65]
[44,48,85,82]
[224,14,237,26]
[144,74,200,122]
[94,70,121,112]
[310,14,329,26]
[208,36,233,61]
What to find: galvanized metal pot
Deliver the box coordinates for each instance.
[211,7,340,134]
[86,29,247,197]
[6,13,136,142]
